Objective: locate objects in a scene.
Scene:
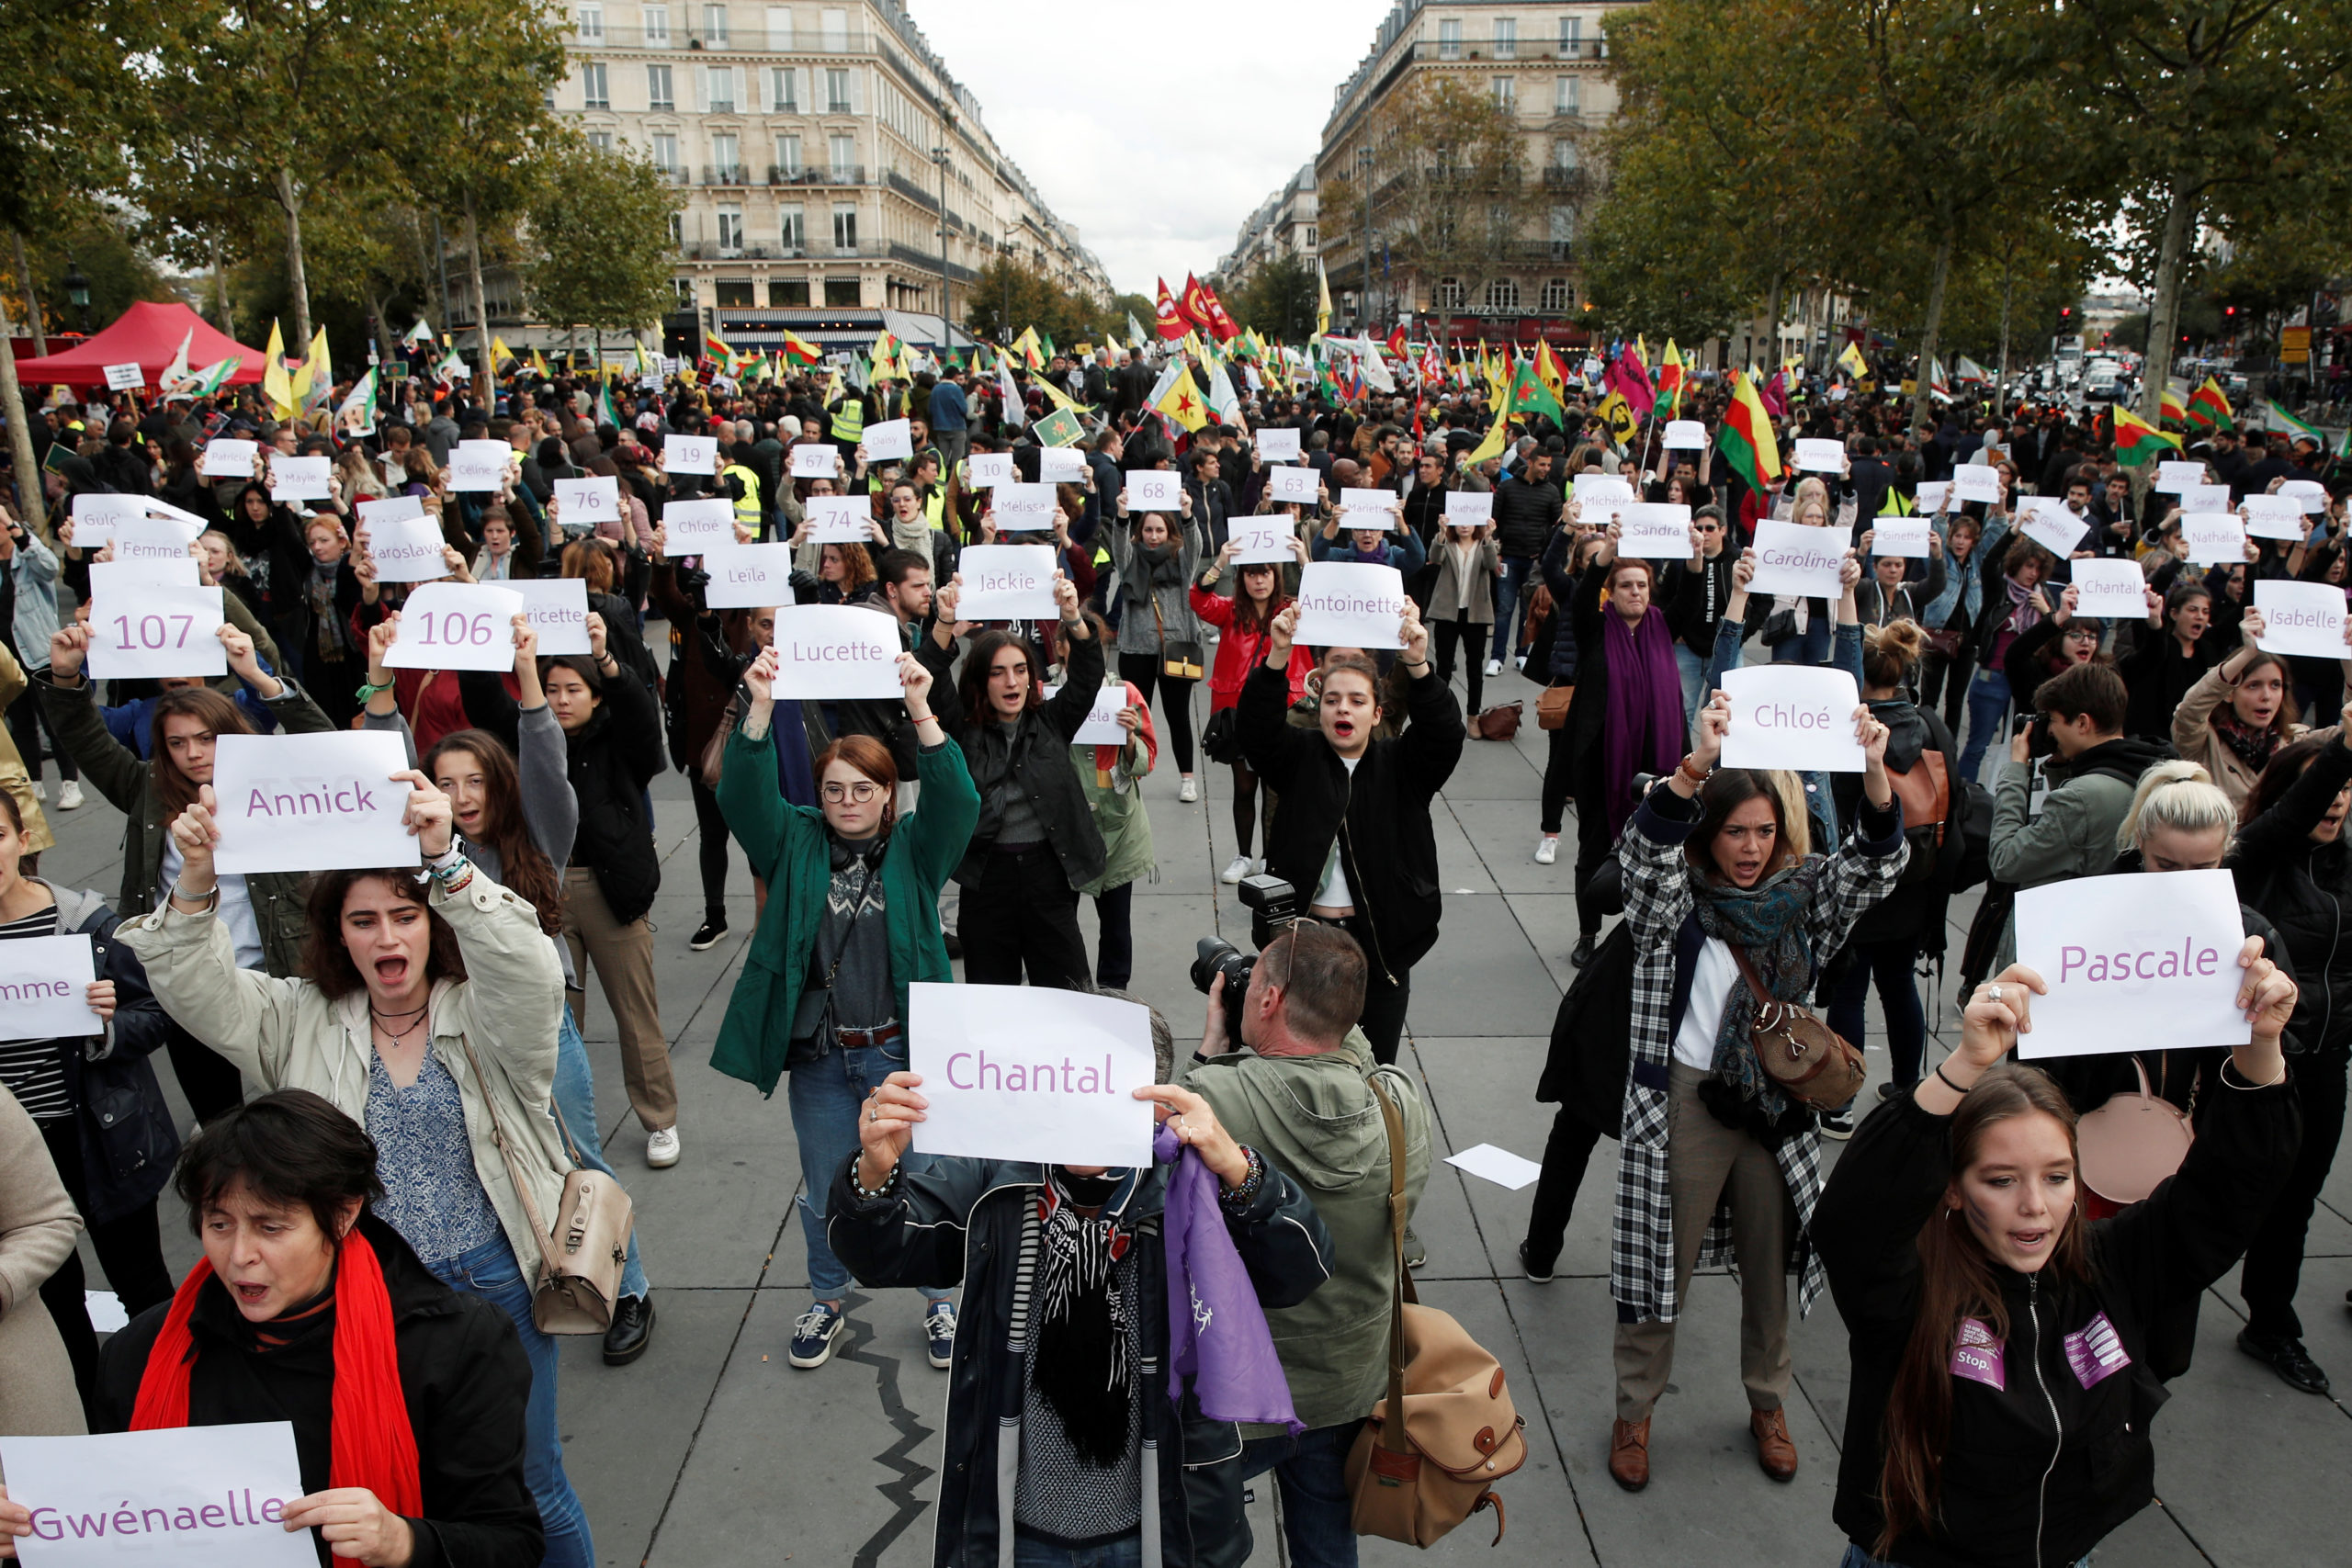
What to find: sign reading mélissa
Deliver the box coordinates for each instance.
[909,983,1158,1168]
[1718,665,1867,773]
[0,1421,318,1568]
[209,731,419,875]
[2012,869,2249,1059]
[1293,561,1406,649]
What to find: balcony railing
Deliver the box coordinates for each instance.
[572,24,872,51]
[766,164,865,186]
[680,239,888,262]
[888,169,939,210]
[701,164,751,186]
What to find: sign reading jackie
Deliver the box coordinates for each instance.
[0,1421,318,1568]
[1718,665,1866,773]
[768,604,905,700]
[909,983,1157,1168]
[2013,869,2249,1059]
[1745,518,1847,599]
[383,582,527,672]
[1293,561,1406,649]
[954,545,1059,620]
[1254,427,1301,461]
[207,731,419,875]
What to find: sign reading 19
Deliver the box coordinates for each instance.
[409,612,500,649]
[110,613,197,650]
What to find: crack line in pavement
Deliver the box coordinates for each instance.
[831,1295,942,1567]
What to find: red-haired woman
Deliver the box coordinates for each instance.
[1192,526,1314,883]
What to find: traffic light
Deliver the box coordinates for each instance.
[2060,306,2072,321]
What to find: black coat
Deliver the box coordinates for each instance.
[99,1214,544,1568]
[2232,736,2352,1061]
[919,626,1108,889]
[1236,660,1464,975]
[40,882,184,1225]
[558,663,666,921]
[1491,471,1564,558]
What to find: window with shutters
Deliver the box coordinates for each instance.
[1434,277,1465,310]
[705,64,735,112]
[576,4,604,40]
[646,64,673,110]
[771,65,797,111]
[581,62,608,109]
[765,6,790,47]
[717,206,744,254]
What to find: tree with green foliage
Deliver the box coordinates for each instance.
[1345,77,1528,320]
[1230,255,1319,342]
[524,135,682,350]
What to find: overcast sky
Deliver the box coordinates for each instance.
[907,0,1396,300]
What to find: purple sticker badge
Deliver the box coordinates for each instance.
[2064,1312,2132,1390]
[1951,1316,2006,1392]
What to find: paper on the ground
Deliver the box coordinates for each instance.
[103,361,144,391]
[1444,491,1493,528]
[862,419,913,461]
[1573,472,1634,505]
[1126,470,1182,511]
[1294,561,1406,649]
[1617,502,1692,558]
[805,495,873,543]
[0,1421,317,1568]
[553,476,619,525]
[769,604,905,700]
[1255,427,1301,460]
[1871,518,1932,558]
[1036,446,1087,484]
[1745,518,1846,599]
[909,983,1156,1168]
[2240,493,2304,540]
[663,434,719,474]
[84,1289,128,1333]
[1915,479,1952,513]
[2020,509,2088,558]
[85,586,228,682]
[1227,517,1295,566]
[383,582,526,672]
[1951,465,2002,505]
[88,556,200,596]
[700,543,797,608]
[2253,580,2349,660]
[2069,558,2146,622]
[966,452,1014,488]
[360,512,449,583]
[2154,460,2207,493]
[1794,437,1845,473]
[992,482,1057,533]
[955,545,1059,620]
[506,577,592,655]
[1719,665,1865,773]
[2281,479,2328,514]
[1663,420,1708,449]
[268,456,331,502]
[2013,870,2248,1059]
[0,934,100,1042]
[1444,1143,1544,1190]
[209,730,418,875]
[662,496,736,550]
[1264,466,1318,505]
[2182,511,2246,566]
[202,439,257,479]
[447,439,510,491]
[789,443,841,479]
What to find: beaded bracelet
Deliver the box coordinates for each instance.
[1218,1145,1268,1212]
[848,1152,900,1201]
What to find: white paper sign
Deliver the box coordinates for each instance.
[1663,419,1708,450]
[1443,491,1493,528]
[0,1421,317,1568]
[507,577,592,655]
[2241,493,2304,540]
[955,545,1059,620]
[66,493,143,547]
[966,452,1014,488]
[2154,460,2207,494]
[1794,437,1846,473]
[0,934,101,1042]
[992,482,1057,533]
[1871,518,1932,558]
[2021,510,2089,558]
[553,476,619,525]
[2013,870,2248,1059]
[101,361,144,391]
[88,555,200,595]
[2069,558,2146,622]
[2253,579,2349,660]
[2182,511,2246,566]
[863,418,913,460]
[1227,517,1295,566]
[202,439,257,479]
[1045,682,1133,746]
[1294,561,1405,649]
[1265,466,1319,505]
[1574,473,1634,504]
[1126,469,1182,511]
[357,494,424,528]
[1255,427,1301,461]
[210,731,418,875]
[1747,518,1847,599]
[663,434,719,475]
[789,443,842,479]
[2183,484,2233,514]
[805,495,873,544]
[447,439,509,492]
[662,496,736,550]
[769,604,905,699]
[383,582,526,672]
[360,512,449,582]
[268,456,331,502]
[86,586,228,682]
[2280,479,2328,515]
[908,983,1156,1168]
[1618,502,1693,558]
[700,543,797,608]
[1719,665,1865,773]
[1337,487,1396,532]
[1444,1143,1543,1190]
[1036,446,1087,484]
[1951,464,2002,505]
[109,516,199,569]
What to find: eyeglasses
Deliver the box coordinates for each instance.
[821,781,883,804]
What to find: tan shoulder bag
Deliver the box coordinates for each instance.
[1345,1077,1526,1546]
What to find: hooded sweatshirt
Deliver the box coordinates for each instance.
[1180,1029,1430,1433]
[1989,733,2174,966]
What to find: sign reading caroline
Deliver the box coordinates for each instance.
[0,1422,318,1567]
[909,983,1157,1168]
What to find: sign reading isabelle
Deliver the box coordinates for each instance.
[2012,869,2248,1059]
[1745,518,1847,599]
[209,731,418,875]
[2253,579,2349,660]
[1293,562,1406,649]
[954,545,1059,620]
[1719,665,1865,773]
[909,983,1157,1168]
[0,1422,318,1568]
[769,604,905,700]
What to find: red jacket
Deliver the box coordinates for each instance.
[1191,586,1316,712]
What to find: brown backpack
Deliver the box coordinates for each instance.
[1883,746,1951,887]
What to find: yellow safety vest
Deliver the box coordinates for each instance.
[829,398,865,444]
[725,463,762,526]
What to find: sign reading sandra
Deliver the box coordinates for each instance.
[209,731,418,875]
[2013,869,2249,1059]
[909,983,1157,1168]
[0,1421,318,1568]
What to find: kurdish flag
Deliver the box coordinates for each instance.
[185,357,239,399]
[1509,355,1563,424]
[2264,399,2324,446]
[1836,341,1869,380]
[1657,341,1687,416]
[262,321,296,419]
[2111,406,2180,466]
[779,328,821,367]
[2160,386,2189,424]
[2187,377,2233,433]
[597,381,621,430]
[1720,369,1782,493]
[704,330,738,370]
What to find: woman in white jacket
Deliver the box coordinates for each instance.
[119,773,597,1568]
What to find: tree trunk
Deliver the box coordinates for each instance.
[0,306,48,539]
[1760,265,1785,373]
[278,166,313,352]
[463,197,493,389]
[209,231,234,340]
[1995,254,2013,413]
[2139,177,2197,427]
[11,231,47,356]
[1908,222,1955,438]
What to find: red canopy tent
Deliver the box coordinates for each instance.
[14,300,266,389]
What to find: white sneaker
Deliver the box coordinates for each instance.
[1484,659,1502,677]
[1514,653,1529,671]
[1221,855,1251,884]
[1534,835,1559,865]
[55,782,83,811]
[646,1126,682,1168]
[29,781,43,802]
[1179,775,1199,803]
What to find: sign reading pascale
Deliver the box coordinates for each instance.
[383,582,526,673]
[1719,665,1866,773]
[700,543,797,609]
[769,604,905,700]
[909,983,1157,1168]
[2013,869,2249,1059]
[2253,579,2350,660]
[1294,561,1406,649]
[955,545,1059,621]
[1745,518,1847,599]
[209,731,418,875]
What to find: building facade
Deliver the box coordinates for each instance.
[1215,164,1318,288]
[1315,0,1639,351]
[546,0,1109,339]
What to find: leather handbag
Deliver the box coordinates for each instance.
[2077,1056,2195,1206]
[458,1034,636,1334]
[1472,701,1522,741]
[1154,599,1205,681]
[1924,628,1968,660]
[1201,704,1242,764]
[1730,945,1866,1112]
[697,693,741,791]
[1535,684,1574,730]
[1346,1078,1526,1546]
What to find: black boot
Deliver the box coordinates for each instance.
[1570,933,1597,967]
[2237,1327,2330,1395]
[604,1294,656,1366]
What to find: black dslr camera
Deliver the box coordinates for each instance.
[1190,875,1302,1045]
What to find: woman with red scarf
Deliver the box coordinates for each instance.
[0,1090,543,1568]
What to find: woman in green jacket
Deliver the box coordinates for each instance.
[1052,610,1156,988]
[710,638,978,1377]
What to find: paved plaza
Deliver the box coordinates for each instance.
[52,653,2352,1567]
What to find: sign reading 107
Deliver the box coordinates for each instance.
[110,612,198,650]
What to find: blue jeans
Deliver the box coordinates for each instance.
[1675,643,1706,728]
[787,1040,955,1305]
[550,1007,650,1301]
[1012,1530,1142,1568]
[1488,555,1536,661]
[1771,615,1834,666]
[1829,938,1926,1089]
[1240,1419,1364,1568]
[1959,667,2012,784]
[426,1235,595,1568]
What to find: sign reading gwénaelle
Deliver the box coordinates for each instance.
[1718,665,1865,773]
[209,731,418,875]
[909,983,1157,1168]
[0,1421,317,1568]
[2012,869,2249,1059]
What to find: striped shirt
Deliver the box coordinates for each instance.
[0,904,71,1120]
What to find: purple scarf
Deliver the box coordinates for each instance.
[1156,1126,1301,1431]
[1601,605,1684,835]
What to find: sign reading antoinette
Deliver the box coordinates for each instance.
[909,983,1158,1168]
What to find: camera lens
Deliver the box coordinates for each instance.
[1190,937,1241,996]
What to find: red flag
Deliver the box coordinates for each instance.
[1153,278,1186,340]
[1759,369,1791,419]
[1178,274,1216,332]
[1199,282,1240,343]
[1386,326,1408,360]
[1605,351,1656,419]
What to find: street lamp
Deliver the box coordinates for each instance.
[63,256,91,333]
[933,141,954,352]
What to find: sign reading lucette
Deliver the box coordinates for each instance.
[769,605,905,699]
[209,731,419,875]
